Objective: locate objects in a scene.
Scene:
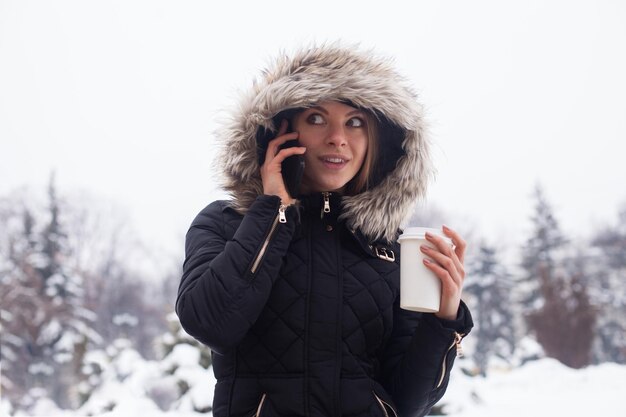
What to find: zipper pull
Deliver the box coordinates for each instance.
[279,204,287,224]
[437,331,466,389]
[321,192,331,218]
[454,332,464,357]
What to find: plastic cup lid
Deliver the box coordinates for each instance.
[398,226,452,245]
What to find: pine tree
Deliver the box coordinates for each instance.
[0,178,100,410]
[1,201,59,409]
[32,175,101,407]
[2,180,175,412]
[590,204,626,363]
[520,184,596,368]
[466,242,516,376]
[0,199,25,402]
[519,185,568,312]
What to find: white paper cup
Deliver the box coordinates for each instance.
[398,227,453,312]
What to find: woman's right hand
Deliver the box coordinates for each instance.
[260,119,306,205]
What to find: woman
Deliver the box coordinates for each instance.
[176,43,473,417]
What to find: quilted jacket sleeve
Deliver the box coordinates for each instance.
[379,300,473,417]
[176,195,298,354]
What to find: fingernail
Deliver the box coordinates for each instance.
[420,245,428,252]
[442,225,449,231]
[423,258,431,264]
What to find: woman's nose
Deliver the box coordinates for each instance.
[325,123,347,147]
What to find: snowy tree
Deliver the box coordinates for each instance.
[155,312,214,413]
[0,200,26,403]
[0,178,100,410]
[519,184,596,368]
[590,204,626,363]
[78,314,215,415]
[76,330,216,416]
[1,179,175,412]
[465,242,516,376]
[519,185,569,311]
[38,176,103,407]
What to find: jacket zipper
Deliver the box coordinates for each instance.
[250,204,287,275]
[373,391,398,417]
[252,393,267,417]
[436,331,464,389]
[321,191,331,218]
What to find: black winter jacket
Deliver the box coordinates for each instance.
[176,44,473,417]
[177,193,472,416]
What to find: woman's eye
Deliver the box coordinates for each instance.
[307,114,325,125]
[347,117,365,128]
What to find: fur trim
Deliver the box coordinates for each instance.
[215,42,434,242]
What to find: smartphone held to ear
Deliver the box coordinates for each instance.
[280,139,305,199]
[256,112,305,200]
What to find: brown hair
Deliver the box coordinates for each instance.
[344,110,379,195]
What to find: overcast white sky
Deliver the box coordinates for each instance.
[1,0,625,262]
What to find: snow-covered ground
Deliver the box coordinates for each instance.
[442,358,625,416]
[4,356,624,416]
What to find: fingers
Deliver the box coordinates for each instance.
[265,119,299,163]
[265,133,300,164]
[422,257,457,291]
[422,226,467,321]
[424,231,455,260]
[423,227,467,281]
[421,245,463,286]
[425,228,466,265]
[269,130,299,150]
[442,225,467,264]
[272,146,306,165]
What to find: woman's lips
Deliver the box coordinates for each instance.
[319,155,349,170]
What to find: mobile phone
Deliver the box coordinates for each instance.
[256,110,305,199]
[279,137,305,199]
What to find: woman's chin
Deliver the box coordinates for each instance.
[300,181,347,195]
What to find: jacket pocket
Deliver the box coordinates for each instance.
[373,391,398,417]
[250,393,267,417]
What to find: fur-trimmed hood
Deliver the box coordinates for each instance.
[215,43,434,242]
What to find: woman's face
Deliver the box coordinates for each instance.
[292,100,369,194]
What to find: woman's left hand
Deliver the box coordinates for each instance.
[420,225,467,321]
